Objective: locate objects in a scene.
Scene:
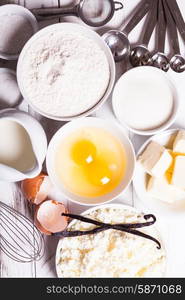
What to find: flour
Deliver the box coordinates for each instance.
[0,14,33,55]
[20,29,110,117]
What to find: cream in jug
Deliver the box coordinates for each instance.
[0,119,36,172]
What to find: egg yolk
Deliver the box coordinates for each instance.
[55,128,126,198]
[87,159,113,186]
[71,140,97,165]
[70,139,120,187]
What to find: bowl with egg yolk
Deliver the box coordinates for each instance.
[46,117,135,205]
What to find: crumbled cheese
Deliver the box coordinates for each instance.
[56,207,166,278]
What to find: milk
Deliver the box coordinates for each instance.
[113,67,174,131]
[120,78,173,130]
[0,119,36,172]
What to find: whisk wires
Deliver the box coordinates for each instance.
[0,201,45,263]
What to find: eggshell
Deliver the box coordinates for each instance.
[34,207,51,235]
[36,200,68,233]
[36,176,52,204]
[22,173,52,205]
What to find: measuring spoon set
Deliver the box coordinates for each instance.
[104,0,185,73]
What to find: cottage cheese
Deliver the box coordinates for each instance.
[56,207,166,278]
[19,27,110,117]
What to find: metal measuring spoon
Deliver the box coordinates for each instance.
[163,0,185,73]
[130,0,158,67]
[103,0,152,62]
[165,0,185,41]
[152,0,169,72]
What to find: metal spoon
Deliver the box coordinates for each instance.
[152,0,169,72]
[130,0,158,67]
[163,0,185,73]
[103,0,152,62]
[165,0,185,42]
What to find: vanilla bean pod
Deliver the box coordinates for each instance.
[53,213,161,249]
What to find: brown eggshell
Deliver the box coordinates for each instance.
[34,206,51,235]
[22,173,50,205]
[35,200,68,234]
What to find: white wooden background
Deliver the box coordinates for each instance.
[0,0,185,278]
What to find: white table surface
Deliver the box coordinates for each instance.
[0,0,185,278]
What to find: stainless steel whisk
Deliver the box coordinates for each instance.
[0,201,44,263]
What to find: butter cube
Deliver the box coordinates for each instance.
[139,141,172,177]
[147,176,185,203]
[173,130,185,153]
[171,156,185,189]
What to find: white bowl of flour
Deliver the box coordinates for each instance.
[17,23,115,120]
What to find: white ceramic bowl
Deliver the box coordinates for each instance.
[55,203,166,278]
[46,117,135,206]
[112,67,179,136]
[0,4,38,60]
[17,23,115,121]
[0,68,22,108]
